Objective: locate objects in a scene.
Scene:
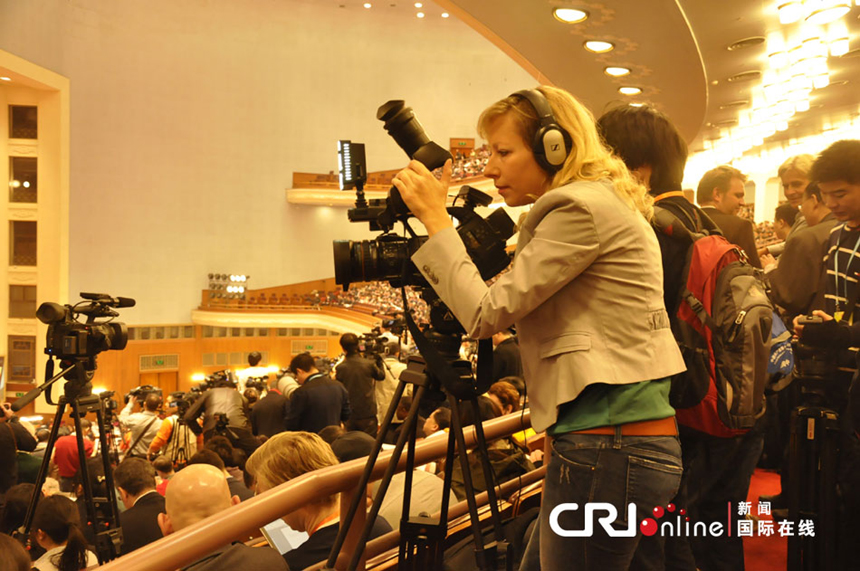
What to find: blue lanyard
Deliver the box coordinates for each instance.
[834,225,860,312]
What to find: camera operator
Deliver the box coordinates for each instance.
[376,341,407,427]
[183,377,259,457]
[234,350,271,393]
[119,392,162,459]
[147,393,201,462]
[391,86,685,569]
[335,333,385,436]
[791,139,860,568]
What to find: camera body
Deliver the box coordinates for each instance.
[198,370,238,392]
[244,377,268,393]
[358,331,387,358]
[124,384,163,405]
[168,390,199,416]
[37,293,132,362]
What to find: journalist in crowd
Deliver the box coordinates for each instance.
[392,86,685,570]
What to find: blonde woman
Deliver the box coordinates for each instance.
[245,431,391,570]
[392,87,685,570]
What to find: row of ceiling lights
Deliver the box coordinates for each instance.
[701,0,855,163]
[361,2,449,18]
[552,8,642,98]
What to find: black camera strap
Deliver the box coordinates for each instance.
[126,414,159,457]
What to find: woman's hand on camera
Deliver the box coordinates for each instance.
[392,159,454,236]
[793,310,833,337]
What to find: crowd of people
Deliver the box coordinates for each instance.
[0,324,531,571]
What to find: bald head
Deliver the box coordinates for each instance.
[163,464,234,532]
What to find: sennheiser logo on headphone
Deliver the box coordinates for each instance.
[551,144,560,151]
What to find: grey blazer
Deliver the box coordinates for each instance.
[412,179,685,432]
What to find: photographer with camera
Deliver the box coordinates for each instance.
[234,351,271,393]
[391,86,685,570]
[183,376,259,457]
[335,333,386,436]
[119,391,162,459]
[147,392,201,463]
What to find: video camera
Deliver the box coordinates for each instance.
[358,330,387,358]
[244,377,269,393]
[332,100,515,292]
[168,390,199,416]
[37,293,133,370]
[124,384,163,405]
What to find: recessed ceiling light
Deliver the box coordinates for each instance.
[726,70,761,82]
[584,40,614,53]
[726,37,766,51]
[806,2,851,25]
[414,2,422,6]
[604,66,631,77]
[618,86,641,95]
[553,8,588,23]
[0,77,10,82]
[441,12,449,18]
[363,2,371,7]
[416,11,424,18]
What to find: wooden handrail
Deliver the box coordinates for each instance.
[95,410,533,571]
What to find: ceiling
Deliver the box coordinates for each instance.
[430,0,860,156]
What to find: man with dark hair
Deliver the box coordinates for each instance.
[491,328,522,383]
[196,439,254,501]
[696,165,762,267]
[335,333,385,435]
[119,392,163,458]
[250,380,290,438]
[285,353,351,433]
[794,139,860,569]
[767,182,837,320]
[184,376,258,457]
[774,203,799,240]
[113,456,165,554]
[235,350,271,393]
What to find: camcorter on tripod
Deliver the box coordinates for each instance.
[326,100,519,571]
[785,316,845,571]
[12,293,134,564]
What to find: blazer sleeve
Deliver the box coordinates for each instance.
[411,197,599,339]
[769,232,820,316]
[284,390,305,431]
[739,220,762,268]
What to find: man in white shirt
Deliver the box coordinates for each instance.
[119,392,162,458]
[234,351,272,393]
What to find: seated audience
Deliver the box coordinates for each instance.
[448,396,535,501]
[486,381,521,416]
[1,483,36,536]
[157,464,288,571]
[113,457,165,554]
[30,495,98,571]
[152,455,175,496]
[73,458,111,549]
[187,448,253,502]
[423,407,451,439]
[246,431,392,571]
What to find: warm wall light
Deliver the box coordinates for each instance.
[604,66,631,76]
[414,2,422,6]
[618,86,642,95]
[0,76,10,81]
[553,8,588,23]
[777,1,805,24]
[416,11,424,18]
[363,2,371,7]
[191,373,206,382]
[806,1,850,25]
[441,12,449,18]
[584,40,614,53]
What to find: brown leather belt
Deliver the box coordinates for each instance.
[570,416,678,436]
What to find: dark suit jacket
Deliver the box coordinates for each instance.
[184,543,288,571]
[284,373,351,433]
[119,491,165,554]
[335,354,385,420]
[492,337,523,382]
[769,213,839,319]
[250,391,290,437]
[701,206,762,268]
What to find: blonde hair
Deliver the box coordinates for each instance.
[778,154,814,178]
[478,86,653,220]
[245,431,339,506]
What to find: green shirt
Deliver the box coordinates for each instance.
[548,378,674,436]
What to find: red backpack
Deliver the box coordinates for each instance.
[653,206,772,436]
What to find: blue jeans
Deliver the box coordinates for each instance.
[522,431,682,571]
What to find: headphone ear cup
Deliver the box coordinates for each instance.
[534,126,571,173]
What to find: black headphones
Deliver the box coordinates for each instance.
[512,89,572,174]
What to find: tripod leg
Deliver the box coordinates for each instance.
[468,397,510,545]
[325,378,409,569]
[20,400,68,538]
[448,396,494,571]
[72,403,104,562]
[345,384,430,571]
[94,404,123,560]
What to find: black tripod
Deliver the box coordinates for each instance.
[324,313,513,571]
[12,357,123,564]
[785,368,841,571]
